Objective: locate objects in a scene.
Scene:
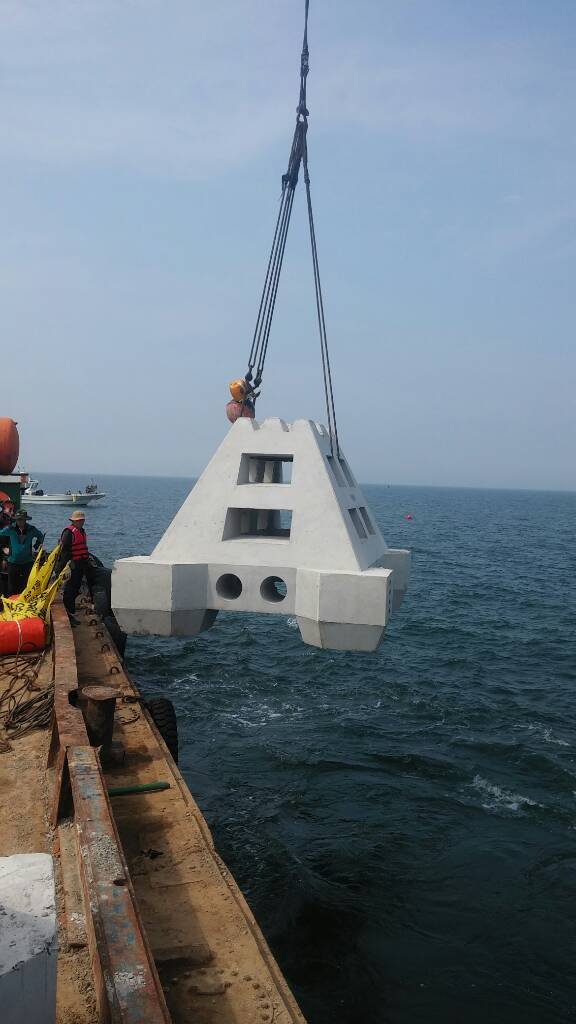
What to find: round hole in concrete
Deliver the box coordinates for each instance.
[216,573,243,600]
[260,576,287,603]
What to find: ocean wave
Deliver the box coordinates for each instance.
[514,722,570,747]
[470,774,540,814]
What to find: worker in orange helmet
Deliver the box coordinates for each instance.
[226,378,258,423]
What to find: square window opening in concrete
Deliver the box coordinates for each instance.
[349,507,367,539]
[358,506,375,535]
[223,507,293,540]
[237,454,293,484]
[339,458,357,487]
[326,454,345,486]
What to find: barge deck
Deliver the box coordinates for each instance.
[0,597,305,1024]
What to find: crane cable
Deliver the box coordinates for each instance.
[244,0,340,456]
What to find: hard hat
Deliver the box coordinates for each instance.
[229,378,248,402]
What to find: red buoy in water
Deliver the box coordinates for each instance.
[226,401,255,424]
[405,514,413,521]
[0,418,19,474]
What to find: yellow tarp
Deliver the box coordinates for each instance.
[0,545,69,622]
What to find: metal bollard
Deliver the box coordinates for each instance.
[81,685,118,751]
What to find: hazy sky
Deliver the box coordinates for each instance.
[2,0,574,489]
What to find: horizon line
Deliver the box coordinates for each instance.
[19,470,576,495]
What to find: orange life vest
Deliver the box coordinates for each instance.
[68,524,89,561]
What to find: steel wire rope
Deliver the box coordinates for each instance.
[245,0,340,456]
[0,648,51,749]
[254,185,296,385]
[303,138,340,456]
[246,191,288,377]
[250,184,296,386]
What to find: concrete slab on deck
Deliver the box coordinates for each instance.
[0,853,57,1024]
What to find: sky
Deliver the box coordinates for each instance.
[2,0,575,489]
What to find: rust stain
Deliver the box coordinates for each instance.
[51,604,171,1023]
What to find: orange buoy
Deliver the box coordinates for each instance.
[0,418,19,474]
[0,617,46,655]
[226,400,255,424]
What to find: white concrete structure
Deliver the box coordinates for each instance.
[0,854,57,1024]
[113,418,410,651]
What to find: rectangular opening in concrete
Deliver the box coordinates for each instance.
[326,455,345,486]
[358,506,375,535]
[223,507,292,540]
[348,507,367,539]
[339,458,356,487]
[237,454,293,484]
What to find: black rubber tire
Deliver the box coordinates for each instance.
[91,566,112,605]
[103,613,127,658]
[146,698,178,763]
[92,585,110,618]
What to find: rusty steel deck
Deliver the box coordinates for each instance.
[48,599,306,1024]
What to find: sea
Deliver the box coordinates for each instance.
[32,474,576,1024]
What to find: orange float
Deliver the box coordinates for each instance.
[0,418,19,474]
[0,617,46,655]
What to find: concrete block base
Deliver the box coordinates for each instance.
[113,418,410,652]
[113,559,397,652]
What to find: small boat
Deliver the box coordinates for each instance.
[21,479,106,506]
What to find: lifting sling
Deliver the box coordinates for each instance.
[238,0,340,456]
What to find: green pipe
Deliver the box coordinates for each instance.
[108,781,170,796]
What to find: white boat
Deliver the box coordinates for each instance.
[21,480,106,506]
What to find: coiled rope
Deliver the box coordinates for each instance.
[0,650,52,751]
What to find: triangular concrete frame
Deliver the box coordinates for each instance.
[112,418,410,651]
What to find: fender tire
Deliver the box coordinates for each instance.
[103,613,127,658]
[146,698,178,763]
[93,585,110,618]
[91,566,112,604]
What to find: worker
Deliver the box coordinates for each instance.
[0,509,44,595]
[0,501,14,529]
[56,509,95,626]
[226,377,258,423]
[0,502,14,596]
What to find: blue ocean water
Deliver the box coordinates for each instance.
[35,474,576,1023]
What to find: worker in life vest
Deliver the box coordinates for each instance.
[56,509,96,626]
[0,509,44,595]
[226,377,257,423]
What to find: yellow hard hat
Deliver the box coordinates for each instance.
[229,378,247,402]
